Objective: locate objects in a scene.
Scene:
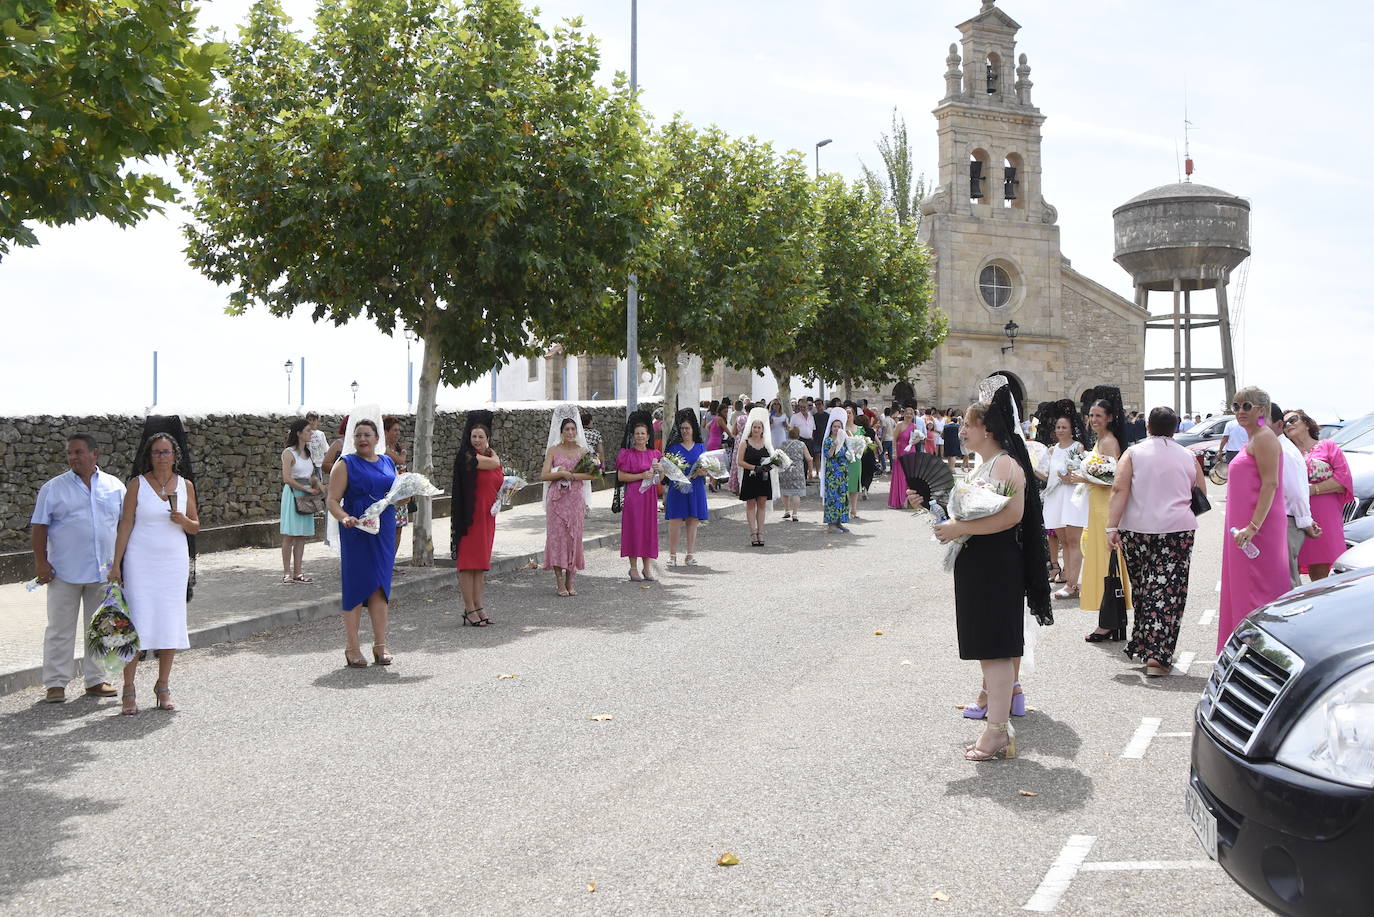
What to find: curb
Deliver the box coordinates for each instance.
[0,499,750,699]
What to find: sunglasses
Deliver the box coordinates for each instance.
[1231,401,1255,413]
[1283,416,1300,427]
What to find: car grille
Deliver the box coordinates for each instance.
[1344,497,1372,523]
[1199,627,1304,755]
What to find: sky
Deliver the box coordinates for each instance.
[2,0,1370,420]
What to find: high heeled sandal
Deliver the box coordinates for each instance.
[153,680,176,711]
[120,686,138,716]
[1053,584,1079,599]
[684,554,697,566]
[1084,628,1126,643]
[463,609,490,627]
[344,649,369,667]
[372,644,393,666]
[964,722,1016,761]
[1011,682,1027,717]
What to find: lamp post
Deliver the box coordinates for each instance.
[284,359,294,406]
[1000,320,1020,355]
[624,0,640,416]
[814,138,832,179]
[351,380,359,404]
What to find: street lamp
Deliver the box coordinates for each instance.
[351,380,359,404]
[284,359,294,406]
[624,0,640,416]
[814,138,833,179]
[1000,320,1020,355]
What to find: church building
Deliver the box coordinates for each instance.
[913,0,1146,414]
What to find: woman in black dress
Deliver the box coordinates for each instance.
[933,380,1052,761]
[736,406,776,546]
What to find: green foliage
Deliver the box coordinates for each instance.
[860,107,926,232]
[0,0,224,257]
[182,0,653,387]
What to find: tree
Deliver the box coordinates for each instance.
[805,176,943,397]
[860,108,926,233]
[0,0,224,257]
[183,0,653,564]
[552,119,821,418]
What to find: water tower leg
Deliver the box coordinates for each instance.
[1216,281,1237,400]
[1183,288,1193,416]
[1172,278,1182,413]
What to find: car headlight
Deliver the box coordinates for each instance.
[1276,663,1374,788]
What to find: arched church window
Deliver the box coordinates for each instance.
[979,264,1013,309]
[1003,153,1023,209]
[986,53,1001,94]
[969,149,990,201]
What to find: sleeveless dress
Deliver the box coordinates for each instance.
[619,448,661,558]
[124,476,190,650]
[338,453,396,610]
[457,465,503,571]
[280,448,317,536]
[822,436,850,524]
[664,442,709,520]
[739,443,774,501]
[1219,443,1289,651]
[1041,444,1088,529]
[953,455,1024,660]
[544,452,586,571]
[889,424,915,508]
[1078,446,1133,611]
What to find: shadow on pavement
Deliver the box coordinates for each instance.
[943,755,1094,813]
[1111,671,1210,694]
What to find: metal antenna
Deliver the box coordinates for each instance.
[1183,86,1195,180]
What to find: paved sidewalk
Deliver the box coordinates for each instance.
[0,480,840,697]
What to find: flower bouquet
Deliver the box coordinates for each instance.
[85,578,140,681]
[1307,457,1333,485]
[843,434,869,463]
[1078,452,1117,487]
[940,476,1017,572]
[356,472,444,534]
[766,449,793,473]
[573,451,603,477]
[660,452,694,493]
[493,475,529,514]
[692,450,730,480]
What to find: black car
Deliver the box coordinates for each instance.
[1189,570,1374,915]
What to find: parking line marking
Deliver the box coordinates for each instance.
[1080,860,1218,872]
[1172,651,1197,676]
[1023,835,1097,912]
[1197,608,1217,627]
[1121,717,1162,759]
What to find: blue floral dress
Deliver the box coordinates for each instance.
[822,435,850,524]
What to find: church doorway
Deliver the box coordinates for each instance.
[893,380,915,406]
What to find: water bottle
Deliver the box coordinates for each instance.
[24,578,43,592]
[1230,528,1260,559]
[929,501,948,523]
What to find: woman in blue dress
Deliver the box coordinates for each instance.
[326,418,397,668]
[664,408,710,566]
[821,407,851,534]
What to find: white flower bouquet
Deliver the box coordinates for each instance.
[692,450,730,480]
[1078,452,1117,487]
[843,434,868,463]
[493,475,529,514]
[356,472,444,534]
[660,453,694,493]
[941,477,1016,572]
[766,449,793,473]
[85,578,141,680]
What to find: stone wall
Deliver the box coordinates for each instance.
[1059,283,1146,412]
[0,404,647,552]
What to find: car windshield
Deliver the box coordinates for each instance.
[1332,412,1374,447]
[1340,425,1374,453]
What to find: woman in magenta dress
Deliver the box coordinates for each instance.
[1218,388,1289,652]
[1284,409,1354,580]
[540,406,594,596]
[452,411,502,626]
[888,407,917,509]
[617,411,661,581]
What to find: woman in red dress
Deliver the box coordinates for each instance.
[452,411,502,626]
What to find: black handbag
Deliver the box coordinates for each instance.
[1097,550,1128,633]
[611,485,622,514]
[1190,485,1212,515]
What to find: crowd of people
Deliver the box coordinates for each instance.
[27,382,1352,759]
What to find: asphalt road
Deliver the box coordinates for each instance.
[0,483,1266,916]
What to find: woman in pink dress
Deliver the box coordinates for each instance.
[617,412,662,581]
[705,404,727,493]
[1218,387,1289,652]
[541,407,595,597]
[1284,409,1354,580]
[888,407,917,509]
[924,416,938,455]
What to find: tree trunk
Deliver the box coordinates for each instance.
[410,314,443,567]
[662,347,680,420]
[843,376,853,401]
[772,367,792,415]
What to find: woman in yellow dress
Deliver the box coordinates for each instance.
[1066,386,1132,640]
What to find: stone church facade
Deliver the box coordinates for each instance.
[911,0,1146,414]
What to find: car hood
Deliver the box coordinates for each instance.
[1248,569,1374,662]
[1344,449,1374,498]
[1334,538,1374,573]
[1345,515,1374,545]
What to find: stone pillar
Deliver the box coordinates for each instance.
[1216,281,1237,400]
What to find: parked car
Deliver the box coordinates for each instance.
[1188,439,1221,474]
[1330,412,1374,526]
[1175,414,1234,448]
[1332,539,1374,574]
[1343,515,1374,547]
[1190,569,1374,915]
[1319,422,1345,440]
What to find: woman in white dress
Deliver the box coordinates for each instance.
[1041,416,1089,600]
[110,433,199,715]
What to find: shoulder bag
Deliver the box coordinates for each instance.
[1097,550,1129,635]
[293,475,325,515]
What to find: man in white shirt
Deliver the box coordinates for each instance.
[30,434,126,702]
[880,408,897,473]
[1178,416,1195,433]
[1217,416,1249,464]
[790,398,815,442]
[1273,405,1320,586]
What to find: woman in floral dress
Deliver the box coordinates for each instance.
[821,408,850,533]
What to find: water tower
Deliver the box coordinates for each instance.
[1112,181,1250,413]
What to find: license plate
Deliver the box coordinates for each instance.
[1186,785,1218,860]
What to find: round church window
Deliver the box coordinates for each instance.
[979,264,1013,309]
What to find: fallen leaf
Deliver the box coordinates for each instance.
[640,584,652,590]
[931,891,950,902]
[497,673,518,680]
[716,852,740,867]
[526,560,539,569]
[900,660,913,666]
[955,704,967,710]
[873,631,884,636]
[1026,706,1037,712]
[1018,790,1039,797]
[588,714,613,722]
[585,882,596,893]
